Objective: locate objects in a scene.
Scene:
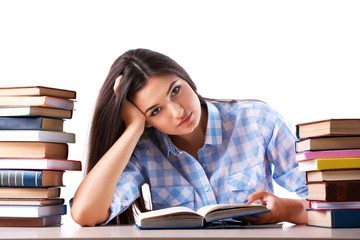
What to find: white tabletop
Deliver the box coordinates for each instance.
[0,222,360,240]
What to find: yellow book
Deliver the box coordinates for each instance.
[298,157,360,172]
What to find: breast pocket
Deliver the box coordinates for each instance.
[225,164,265,203]
[151,186,195,210]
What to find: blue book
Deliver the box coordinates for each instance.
[0,170,64,188]
[0,117,64,131]
[307,209,360,228]
[0,204,67,217]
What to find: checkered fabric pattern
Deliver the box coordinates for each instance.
[105,100,307,224]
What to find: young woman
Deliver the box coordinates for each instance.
[71,48,308,227]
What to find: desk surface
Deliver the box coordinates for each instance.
[1,223,360,240]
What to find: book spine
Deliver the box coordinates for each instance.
[0,170,44,187]
[325,181,360,201]
[295,125,300,139]
[331,209,360,228]
[0,117,43,130]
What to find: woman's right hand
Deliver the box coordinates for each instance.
[114,75,146,130]
[122,99,146,130]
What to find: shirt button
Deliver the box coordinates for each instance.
[205,186,210,192]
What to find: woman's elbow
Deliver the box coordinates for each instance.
[71,207,95,226]
[70,202,108,227]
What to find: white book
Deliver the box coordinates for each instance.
[0,204,66,217]
[0,130,75,143]
[0,96,74,110]
[310,201,360,210]
[135,203,269,229]
[0,158,81,171]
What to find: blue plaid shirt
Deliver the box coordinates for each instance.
[105,100,307,224]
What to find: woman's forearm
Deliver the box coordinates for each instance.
[283,198,308,224]
[71,123,143,226]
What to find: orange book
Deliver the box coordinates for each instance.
[0,142,68,159]
[0,187,61,198]
[296,119,360,139]
[0,86,76,99]
[0,215,61,227]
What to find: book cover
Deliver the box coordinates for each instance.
[0,106,72,119]
[0,170,64,188]
[0,142,68,159]
[0,158,81,171]
[307,181,360,201]
[298,158,360,172]
[0,130,75,143]
[0,86,76,99]
[0,117,64,131]
[0,215,62,227]
[134,203,270,229]
[306,169,360,182]
[307,209,360,228]
[295,136,360,152]
[296,119,360,139]
[0,198,64,206]
[0,204,66,217]
[309,201,360,210]
[295,149,360,162]
[0,187,61,198]
[0,96,74,110]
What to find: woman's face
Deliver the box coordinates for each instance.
[132,75,202,136]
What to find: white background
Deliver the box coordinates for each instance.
[0,0,359,224]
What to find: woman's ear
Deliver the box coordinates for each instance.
[145,121,152,128]
[113,75,122,96]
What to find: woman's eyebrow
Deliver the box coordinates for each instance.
[145,80,178,114]
[145,104,158,114]
[166,80,178,95]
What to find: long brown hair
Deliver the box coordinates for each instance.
[87,49,202,224]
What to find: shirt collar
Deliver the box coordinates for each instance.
[204,100,223,147]
[161,100,223,156]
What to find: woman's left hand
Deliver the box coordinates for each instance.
[242,190,284,224]
[243,189,308,224]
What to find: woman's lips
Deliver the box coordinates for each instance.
[178,113,192,127]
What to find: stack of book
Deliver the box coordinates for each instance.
[0,86,82,227]
[295,119,360,228]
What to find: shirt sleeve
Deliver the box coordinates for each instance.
[255,103,308,199]
[100,154,147,225]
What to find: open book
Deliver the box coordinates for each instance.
[135,203,270,229]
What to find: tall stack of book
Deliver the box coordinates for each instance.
[0,86,82,227]
[295,119,360,228]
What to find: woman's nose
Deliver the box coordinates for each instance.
[168,102,184,118]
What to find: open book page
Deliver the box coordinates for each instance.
[134,206,203,229]
[136,206,198,220]
[196,203,269,222]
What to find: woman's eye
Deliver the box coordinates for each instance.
[171,86,181,96]
[151,107,161,116]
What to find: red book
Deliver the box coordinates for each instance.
[307,181,360,201]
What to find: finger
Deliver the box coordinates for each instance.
[245,189,267,204]
[113,75,123,95]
